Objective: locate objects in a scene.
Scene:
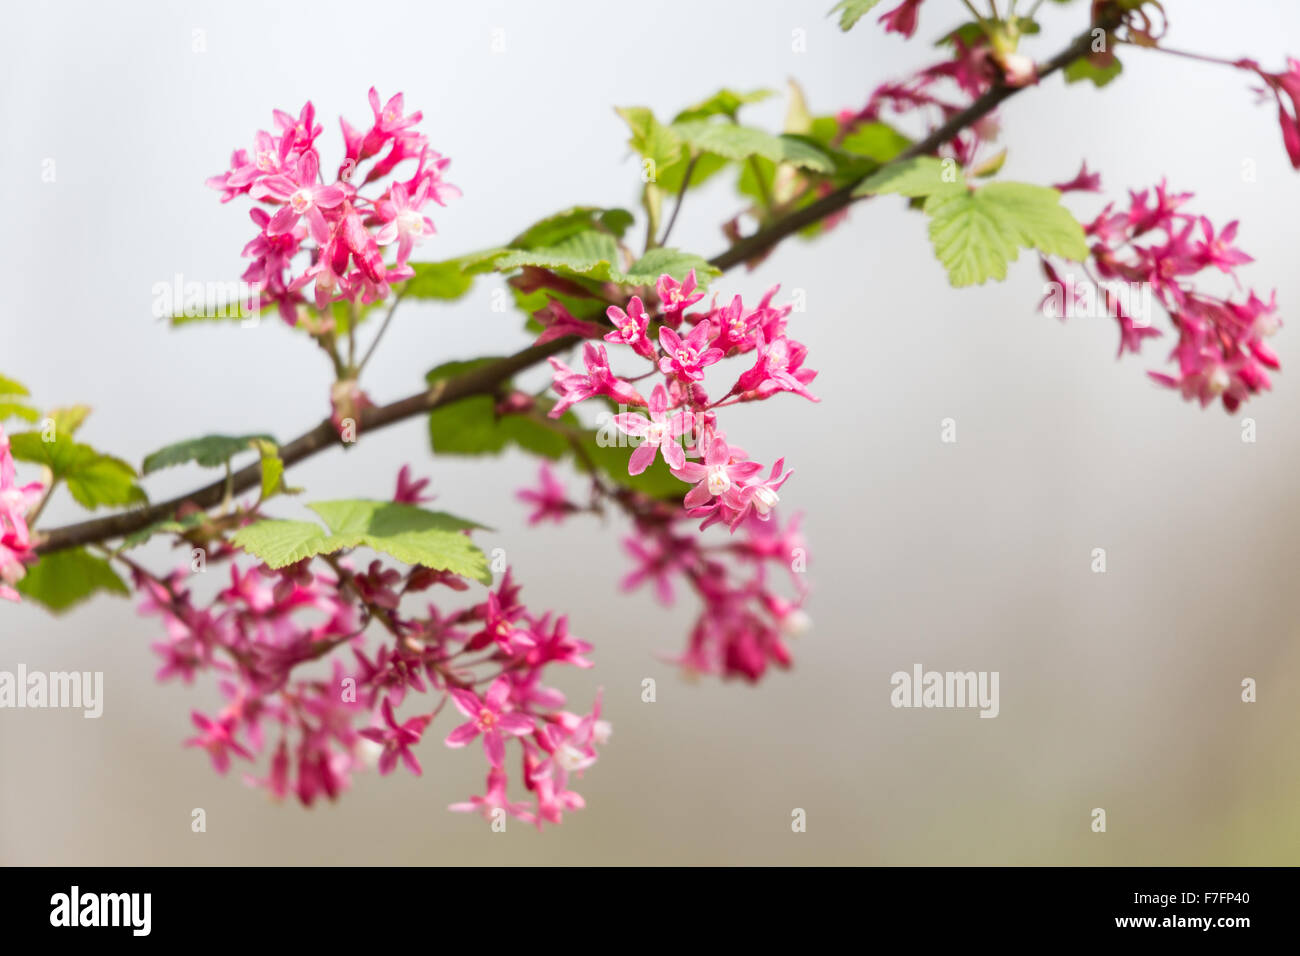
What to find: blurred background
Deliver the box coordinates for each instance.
[2,0,1298,865]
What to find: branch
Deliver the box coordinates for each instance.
[33,17,1110,557]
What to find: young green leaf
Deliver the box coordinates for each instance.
[672,88,775,123]
[620,248,720,286]
[509,207,634,248]
[615,107,687,174]
[232,501,493,583]
[16,547,129,613]
[0,373,39,424]
[853,156,967,199]
[1065,55,1123,88]
[141,433,276,475]
[9,432,147,509]
[829,0,884,31]
[925,181,1088,287]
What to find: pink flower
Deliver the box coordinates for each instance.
[534,300,604,346]
[516,464,575,525]
[612,383,694,474]
[657,270,705,318]
[450,767,535,822]
[548,343,645,416]
[393,464,434,504]
[672,434,762,511]
[359,698,431,776]
[657,323,724,382]
[444,677,534,768]
[251,151,350,244]
[878,0,924,39]
[0,424,43,601]
[604,295,656,358]
[185,711,254,774]
[1053,161,1102,194]
[373,181,436,264]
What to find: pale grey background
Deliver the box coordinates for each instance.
[1,0,1298,864]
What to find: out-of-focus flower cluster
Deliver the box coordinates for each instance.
[207,89,459,324]
[140,467,605,827]
[517,464,810,683]
[0,424,44,602]
[1044,168,1280,412]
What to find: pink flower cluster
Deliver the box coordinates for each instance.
[140,468,605,827]
[0,425,44,602]
[515,463,810,682]
[544,272,816,532]
[207,89,459,324]
[1046,169,1280,412]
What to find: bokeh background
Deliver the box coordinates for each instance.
[2,0,1298,865]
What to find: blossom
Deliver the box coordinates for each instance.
[185,711,254,774]
[393,464,434,504]
[358,698,431,776]
[656,270,705,319]
[612,384,694,474]
[373,181,436,264]
[516,464,576,525]
[878,0,924,38]
[657,323,724,382]
[673,434,763,511]
[449,767,535,823]
[0,424,43,602]
[1052,161,1102,194]
[251,151,351,244]
[444,677,534,768]
[210,90,457,325]
[548,342,645,416]
[604,295,656,358]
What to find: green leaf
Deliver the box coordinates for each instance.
[510,207,634,249]
[64,454,147,510]
[231,519,333,569]
[620,248,719,286]
[1064,55,1123,88]
[656,150,731,194]
[838,122,913,163]
[425,359,572,459]
[671,121,784,164]
[673,88,775,123]
[16,547,129,613]
[0,373,39,424]
[925,181,1088,287]
[250,438,291,501]
[9,432,146,510]
[853,156,967,198]
[777,135,836,174]
[141,433,275,475]
[403,258,477,301]
[48,405,91,435]
[0,402,40,424]
[830,0,883,30]
[493,231,622,282]
[615,106,687,173]
[232,501,493,584]
[0,374,31,398]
